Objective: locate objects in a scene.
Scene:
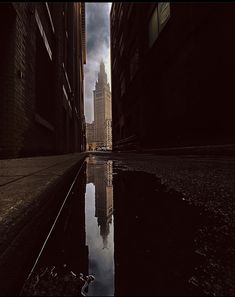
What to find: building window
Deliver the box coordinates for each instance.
[120,43,124,57]
[130,48,139,81]
[45,2,55,33]
[158,3,170,32]
[112,57,117,70]
[127,3,133,19]
[112,37,117,50]
[148,3,170,48]
[120,73,126,97]
[148,6,159,48]
[119,33,124,56]
[35,28,54,125]
[35,10,52,60]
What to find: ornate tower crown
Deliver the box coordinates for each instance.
[97,59,108,85]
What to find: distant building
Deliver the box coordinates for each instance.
[93,61,112,149]
[86,121,96,150]
[0,3,86,158]
[110,3,235,151]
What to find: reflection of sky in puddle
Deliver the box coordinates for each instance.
[85,178,114,296]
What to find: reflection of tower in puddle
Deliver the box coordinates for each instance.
[87,157,113,248]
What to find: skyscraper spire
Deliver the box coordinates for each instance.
[97,59,107,85]
[100,59,105,73]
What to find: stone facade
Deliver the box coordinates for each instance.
[0,3,86,159]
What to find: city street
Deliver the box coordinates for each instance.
[1,3,235,296]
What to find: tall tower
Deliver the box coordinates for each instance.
[93,60,112,148]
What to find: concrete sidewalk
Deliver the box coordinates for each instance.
[0,152,87,295]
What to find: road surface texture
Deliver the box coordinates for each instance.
[92,151,235,296]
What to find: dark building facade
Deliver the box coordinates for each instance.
[110,3,235,151]
[0,3,86,159]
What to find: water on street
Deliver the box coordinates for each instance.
[85,156,114,296]
[20,153,234,296]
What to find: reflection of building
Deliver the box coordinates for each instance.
[0,3,86,159]
[93,61,112,149]
[87,158,113,248]
[111,3,235,151]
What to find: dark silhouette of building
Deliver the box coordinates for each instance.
[110,3,235,151]
[0,3,86,159]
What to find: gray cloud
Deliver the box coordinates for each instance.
[84,3,112,123]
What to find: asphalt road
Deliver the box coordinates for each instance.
[89,151,235,296]
[92,151,235,224]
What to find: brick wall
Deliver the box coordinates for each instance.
[0,3,86,159]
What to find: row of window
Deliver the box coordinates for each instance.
[111,3,171,103]
[116,46,139,99]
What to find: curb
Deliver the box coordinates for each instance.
[0,154,87,296]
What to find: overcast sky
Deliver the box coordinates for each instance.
[84,3,112,123]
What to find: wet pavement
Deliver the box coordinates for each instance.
[19,153,235,296]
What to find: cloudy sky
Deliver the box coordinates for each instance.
[84,3,112,123]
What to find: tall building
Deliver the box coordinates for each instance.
[110,3,235,151]
[0,3,86,159]
[93,60,112,149]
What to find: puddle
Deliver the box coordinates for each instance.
[85,157,114,296]
[19,154,234,296]
[113,169,208,296]
[20,157,115,297]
